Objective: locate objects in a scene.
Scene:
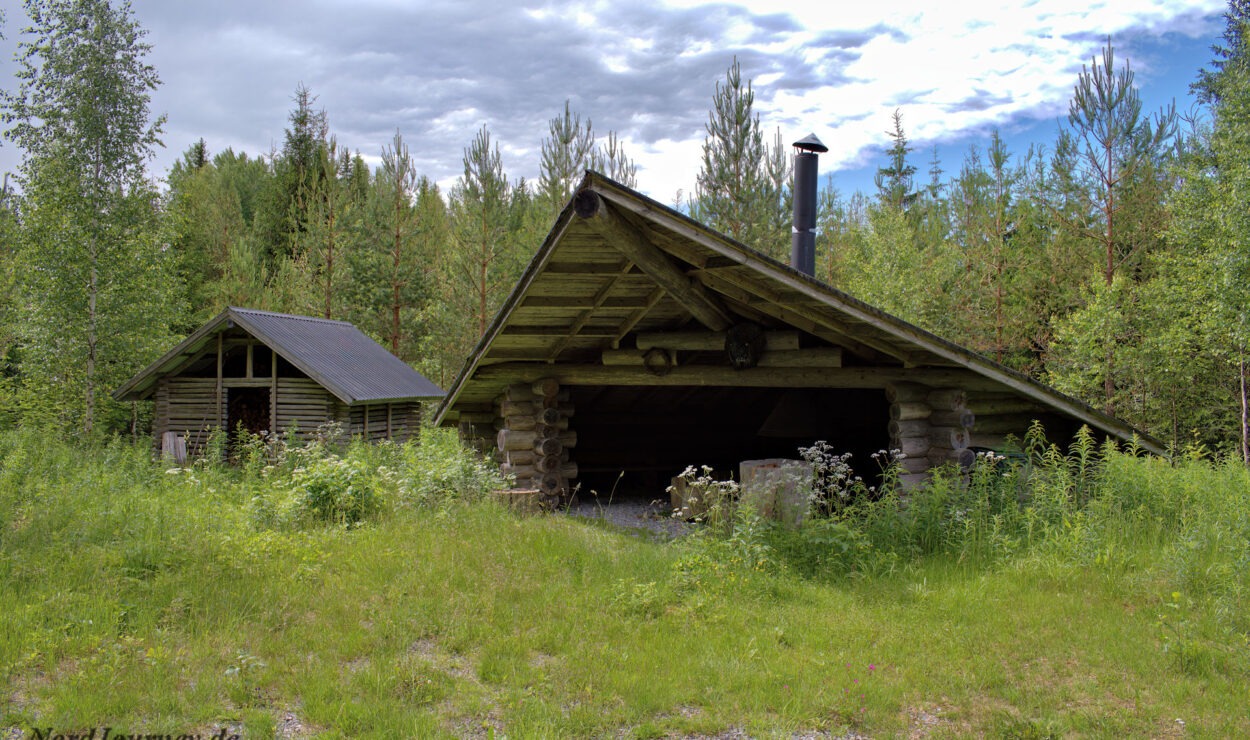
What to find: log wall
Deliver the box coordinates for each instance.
[885,383,976,489]
[154,377,225,457]
[493,377,577,506]
[964,391,1047,451]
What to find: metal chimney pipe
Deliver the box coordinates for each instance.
[790,133,827,276]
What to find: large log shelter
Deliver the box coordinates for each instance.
[435,169,1163,500]
[115,307,444,457]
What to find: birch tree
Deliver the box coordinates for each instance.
[2,0,178,436]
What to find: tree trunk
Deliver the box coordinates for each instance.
[1241,351,1249,467]
[85,243,98,437]
[323,194,335,319]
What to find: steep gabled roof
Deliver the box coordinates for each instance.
[435,171,1164,455]
[114,307,444,405]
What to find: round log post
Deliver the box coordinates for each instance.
[506,384,536,402]
[929,409,975,429]
[890,402,932,422]
[532,377,561,399]
[898,436,931,458]
[926,388,967,410]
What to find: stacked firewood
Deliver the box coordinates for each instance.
[495,378,577,505]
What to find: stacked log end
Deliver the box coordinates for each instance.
[886,383,976,488]
[494,378,577,507]
[924,387,975,471]
[966,393,1045,450]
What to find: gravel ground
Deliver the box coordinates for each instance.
[563,493,694,539]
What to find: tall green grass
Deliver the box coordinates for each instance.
[1,426,1247,737]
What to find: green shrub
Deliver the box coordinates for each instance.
[290,452,383,525]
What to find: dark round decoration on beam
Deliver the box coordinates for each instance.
[642,347,673,376]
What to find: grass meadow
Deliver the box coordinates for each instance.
[0,426,1247,738]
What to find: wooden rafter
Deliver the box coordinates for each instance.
[546,261,635,360]
[693,269,897,362]
[611,287,666,347]
[574,189,733,332]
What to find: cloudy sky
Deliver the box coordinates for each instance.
[0,0,1229,201]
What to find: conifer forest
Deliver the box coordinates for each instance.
[1,0,1249,463]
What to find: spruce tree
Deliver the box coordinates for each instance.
[1192,0,1250,105]
[875,109,919,213]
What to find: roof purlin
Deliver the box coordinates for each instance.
[592,177,1164,455]
[436,171,1165,456]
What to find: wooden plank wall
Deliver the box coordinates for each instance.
[155,377,225,457]
[155,375,426,455]
[275,378,336,443]
[346,401,423,442]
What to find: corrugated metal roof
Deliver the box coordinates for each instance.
[114,308,444,405]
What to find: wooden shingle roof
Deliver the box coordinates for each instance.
[114,308,444,405]
[435,171,1164,455]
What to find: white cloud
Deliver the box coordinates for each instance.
[0,0,1225,202]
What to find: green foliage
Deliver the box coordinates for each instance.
[1191,0,1250,104]
[538,99,596,216]
[692,57,790,260]
[446,125,530,344]
[2,0,180,437]
[2,428,1249,736]
[874,109,919,212]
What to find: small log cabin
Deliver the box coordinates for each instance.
[434,170,1164,502]
[115,308,444,457]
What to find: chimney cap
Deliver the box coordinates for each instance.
[792,133,828,153]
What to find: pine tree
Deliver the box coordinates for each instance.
[693,58,771,249]
[948,132,1031,366]
[449,126,521,338]
[589,130,638,188]
[345,131,439,363]
[1066,40,1176,287]
[538,100,595,217]
[1,0,179,436]
[1053,39,1178,414]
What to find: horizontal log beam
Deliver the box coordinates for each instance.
[473,362,987,389]
[600,347,842,368]
[635,330,799,352]
[502,326,620,337]
[544,262,644,275]
[612,287,667,346]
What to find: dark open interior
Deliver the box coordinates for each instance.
[227,387,271,438]
[570,385,890,499]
